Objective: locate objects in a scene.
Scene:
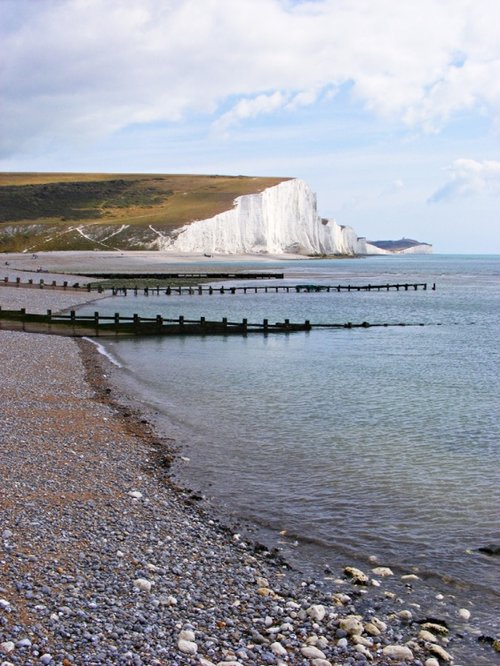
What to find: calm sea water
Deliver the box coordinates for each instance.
[80,255,500,633]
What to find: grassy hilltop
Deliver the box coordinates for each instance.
[0,173,290,252]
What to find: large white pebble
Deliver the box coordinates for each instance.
[128,490,143,499]
[312,659,332,666]
[0,643,14,655]
[355,644,373,660]
[339,616,363,636]
[425,659,440,666]
[301,645,326,659]
[372,566,394,577]
[270,642,287,656]
[179,629,195,642]
[429,644,453,662]
[458,608,471,621]
[178,639,197,654]
[307,604,326,622]
[382,645,414,660]
[133,578,152,593]
[344,566,369,583]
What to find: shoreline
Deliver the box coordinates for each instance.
[0,272,498,664]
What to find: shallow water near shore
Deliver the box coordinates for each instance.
[80,254,500,639]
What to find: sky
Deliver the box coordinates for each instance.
[1,0,499,253]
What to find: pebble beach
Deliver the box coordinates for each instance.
[0,265,497,666]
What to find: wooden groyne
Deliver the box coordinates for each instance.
[110,282,434,296]
[0,307,427,338]
[1,276,436,295]
[77,272,285,280]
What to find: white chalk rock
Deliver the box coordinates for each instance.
[307,604,326,622]
[178,638,198,655]
[401,574,420,581]
[419,629,438,643]
[428,644,453,662]
[339,616,364,636]
[165,179,366,256]
[312,659,332,666]
[382,645,414,660]
[364,622,381,636]
[332,593,351,605]
[398,610,413,622]
[301,645,326,659]
[425,659,440,666]
[354,644,373,660]
[458,608,471,620]
[199,659,216,666]
[179,629,196,642]
[372,566,394,577]
[0,643,14,655]
[344,566,369,584]
[133,578,152,593]
[270,642,287,656]
[421,622,448,635]
[128,490,143,499]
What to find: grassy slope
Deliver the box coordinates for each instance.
[0,173,291,252]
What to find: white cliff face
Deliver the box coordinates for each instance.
[160,179,366,256]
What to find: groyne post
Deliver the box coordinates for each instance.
[263,318,269,332]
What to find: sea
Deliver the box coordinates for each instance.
[78,254,500,646]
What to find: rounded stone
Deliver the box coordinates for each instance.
[178,638,197,655]
[307,604,326,622]
[133,578,152,593]
[301,645,326,659]
[371,566,394,577]
[344,566,369,584]
[270,641,287,656]
[458,608,471,621]
[382,645,414,660]
[339,616,364,636]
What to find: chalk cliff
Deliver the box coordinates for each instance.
[366,238,433,255]
[160,179,367,256]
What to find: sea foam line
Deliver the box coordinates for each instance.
[82,337,122,367]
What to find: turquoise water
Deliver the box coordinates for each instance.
[80,255,500,631]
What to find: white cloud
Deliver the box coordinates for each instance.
[428,159,500,202]
[1,0,500,157]
[214,91,290,131]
